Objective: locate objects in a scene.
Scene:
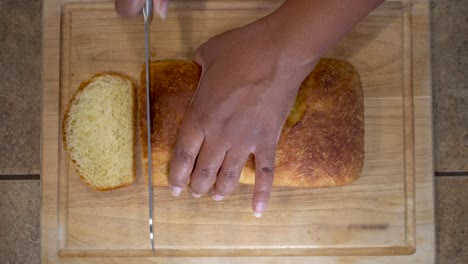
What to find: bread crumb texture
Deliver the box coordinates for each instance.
[64,74,135,190]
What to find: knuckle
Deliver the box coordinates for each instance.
[257,165,275,178]
[221,171,239,182]
[198,167,216,179]
[260,166,274,174]
[176,149,194,164]
[254,188,270,197]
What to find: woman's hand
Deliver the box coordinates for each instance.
[167,17,316,217]
[115,0,168,19]
[115,0,384,216]
[165,0,384,217]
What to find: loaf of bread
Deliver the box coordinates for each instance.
[140,59,364,188]
[62,73,137,191]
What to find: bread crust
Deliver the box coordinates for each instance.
[241,59,364,187]
[139,60,202,186]
[140,59,364,188]
[62,72,137,191]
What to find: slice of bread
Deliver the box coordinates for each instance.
[62,73,137,191]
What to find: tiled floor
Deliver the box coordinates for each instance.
[431,1,468,261]
[0,0,467,263]
[0,0,41,176]
[432,0,468,172]
[436,177,468,264]
[0,181,40,264]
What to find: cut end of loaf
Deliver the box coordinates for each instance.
[62,73,136,191]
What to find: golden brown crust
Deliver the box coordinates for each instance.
[139,60,202,186]
[62,72,137,191]
[140,59,364,188]
[240,59,364,187]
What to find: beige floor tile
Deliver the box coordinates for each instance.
[436,176,468,264]
[431,0,468,171]
[0,0,42,175]
[0,180,40,264]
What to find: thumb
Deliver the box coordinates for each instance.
[153,0,169,20]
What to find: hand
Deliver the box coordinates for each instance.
[114,0,384,217]
[167,17,316,217]
[115,0,168,19]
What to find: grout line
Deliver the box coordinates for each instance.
[435,171,468,177]
[0,174,40,180]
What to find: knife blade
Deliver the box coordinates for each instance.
[142,0,154,253]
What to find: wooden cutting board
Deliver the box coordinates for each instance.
[41,0,434,263]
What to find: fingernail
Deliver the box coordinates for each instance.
[192,192,202,199]
[254,202,266,217]
[212,193,224,201]
[171,186,183,197]
[159,0,168,20]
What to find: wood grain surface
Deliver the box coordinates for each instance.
[41,0,434,263]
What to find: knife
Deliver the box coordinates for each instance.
[142,0,154,253]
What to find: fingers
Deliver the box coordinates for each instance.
[188,141,226,198]
[168,120,204,196]
[212,149,249,201]
[115,0,145,17]
[115,0,168,20]
[252,145,276,217]
[154,0,169,20]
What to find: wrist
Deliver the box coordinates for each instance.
[249,10,320,83]
[262,3,322,70]
[259,0,384,72]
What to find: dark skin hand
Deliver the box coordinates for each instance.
[116,0,384,217]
